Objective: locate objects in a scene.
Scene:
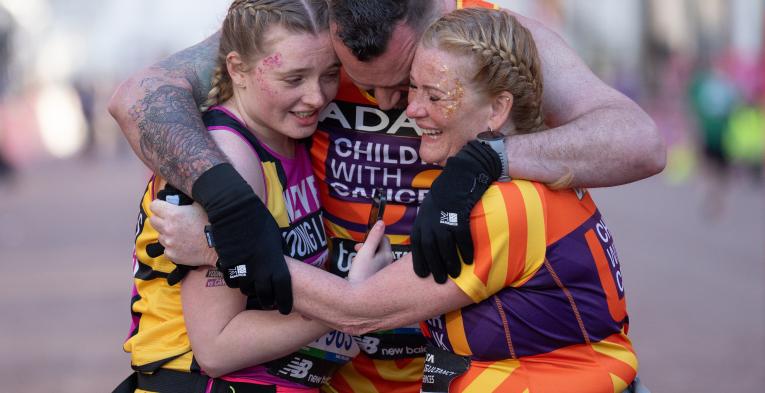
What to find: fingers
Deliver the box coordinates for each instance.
[411,226,430,278]
[149,213,166,234]
[356,221,385,256]
[423,231,447,284]
[149,199,171,218]
[254,267,275,309]
[274,269,293,315]
[437,233,461,279]
[365,220,386,245]
[380,236,393,262]
[455,227,474,265]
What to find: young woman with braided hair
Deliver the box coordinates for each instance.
[114,1,361,392]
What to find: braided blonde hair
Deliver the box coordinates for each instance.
[201,0,329,111]
[423,9,575,188]
[421,8,545,134]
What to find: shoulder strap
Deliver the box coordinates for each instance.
[203,108,288,186]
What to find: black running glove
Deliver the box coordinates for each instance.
[411,141,502,283]
[192,163,292,314]
[145,184,197,286]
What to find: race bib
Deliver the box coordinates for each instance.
[267,331,360,387]
[421,345,470,393]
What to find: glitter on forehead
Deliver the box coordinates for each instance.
[254,52,282,97]
[262,53,283,68]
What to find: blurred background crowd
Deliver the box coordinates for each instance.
[0,1,762,392]
[1,0,764,189]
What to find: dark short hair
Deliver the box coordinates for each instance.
[329,0,436,61]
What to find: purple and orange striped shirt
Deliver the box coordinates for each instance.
[421,180,637,392]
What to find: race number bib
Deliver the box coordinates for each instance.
[421,345,470,393]
[267,331,360,387]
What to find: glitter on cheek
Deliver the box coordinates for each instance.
[440,79,464,120]
[252,53,283,96]
[253,66,275,96]
[434,64,450,91]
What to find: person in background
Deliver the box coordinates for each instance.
[687,58,739,219]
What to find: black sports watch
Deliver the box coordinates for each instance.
[477,131,512,182]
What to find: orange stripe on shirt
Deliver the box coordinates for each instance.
[539,185,597,245]
[459,0,500,10]
[446,309,472,356]
[585,230,628,323]
[498,182,528,285]
[592,333,638,383]
[520,345,613,392]
[492,366,531,393]
[470,197,492,286]
[329,355,422,393]
[450,361,489,392]
[514,181,547,287]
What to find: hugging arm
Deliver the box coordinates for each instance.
[182,266,329,378]
[287,224,473,335]
[153,203,472,335]
[178,129,330,377]
[108,31,224,193]
[506,11,665,187]
[108,32,292,311]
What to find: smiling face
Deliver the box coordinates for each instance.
[406,46,494,166]
[232,27,340,147]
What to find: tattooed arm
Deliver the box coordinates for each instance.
[108,31,224,194]
[109,31,294,311]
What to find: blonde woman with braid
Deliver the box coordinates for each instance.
[112,1,360,392]
[281,9,639,392]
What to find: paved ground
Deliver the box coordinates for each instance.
[0,156,762,392]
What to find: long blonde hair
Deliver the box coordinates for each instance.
[201,0,329,111]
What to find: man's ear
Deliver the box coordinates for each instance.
[226,51,248,88]
[487,91,513,131]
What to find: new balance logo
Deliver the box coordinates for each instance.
[356,336,381,354]
[228,265,247,279]
[282,358,313,379]
[439,211,458,226]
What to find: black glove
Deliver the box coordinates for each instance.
[145,184,197,286]
[411,141,502,283]
[192,163,292,314]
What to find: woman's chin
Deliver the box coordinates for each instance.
[419,152,447,166]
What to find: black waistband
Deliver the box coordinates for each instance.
[127,369,276,393]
